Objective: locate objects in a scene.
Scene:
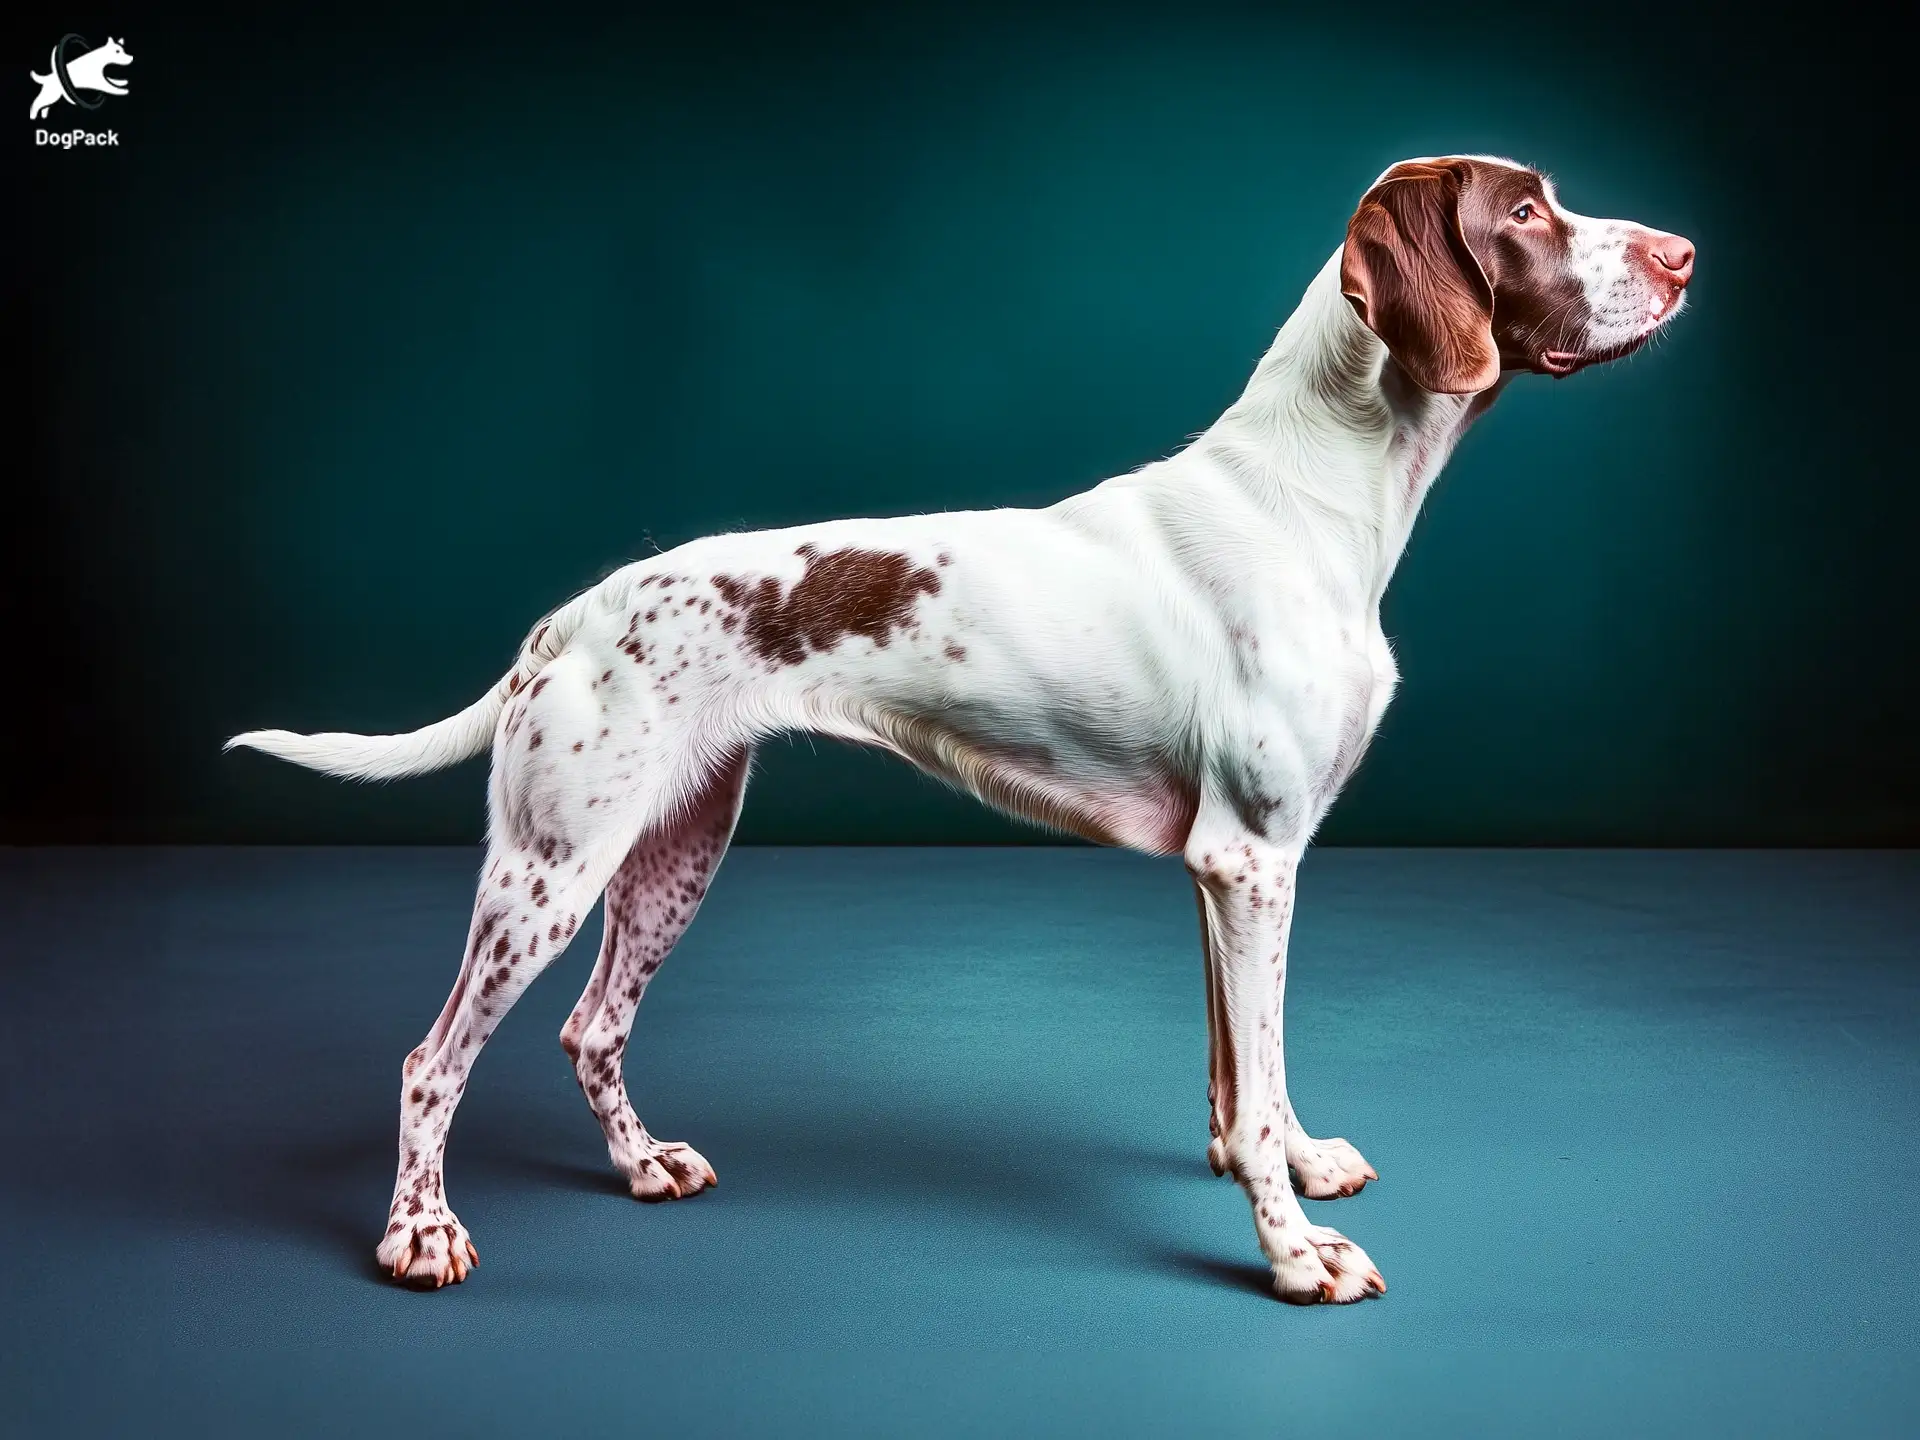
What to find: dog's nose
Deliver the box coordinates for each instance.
[1650,234,1694,286]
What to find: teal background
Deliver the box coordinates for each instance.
[9,3,1911,844]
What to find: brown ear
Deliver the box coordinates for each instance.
[1340,161,1499,394]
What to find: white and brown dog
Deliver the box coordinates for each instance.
[230,155,1694,1301]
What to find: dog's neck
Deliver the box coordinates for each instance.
[1197,250,1506,614]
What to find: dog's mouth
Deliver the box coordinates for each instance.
[1539,292,1685,378]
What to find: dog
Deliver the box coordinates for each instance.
[28,36,131,120]
[229,155,1693,1301]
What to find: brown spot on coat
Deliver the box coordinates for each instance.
[713,545,941,667]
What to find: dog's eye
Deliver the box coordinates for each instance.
[1511,203,1535,223]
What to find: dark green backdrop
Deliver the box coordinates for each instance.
[9,3,1912,844]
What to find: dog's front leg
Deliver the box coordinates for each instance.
[1196,882,1373,1196]
[1186,816,1386,1304]
[1194,882,1233,1179]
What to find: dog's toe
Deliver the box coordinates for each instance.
[1288,1135,1375,1200]
[1271,1224,1385,1305]
[377,1213,477,1290]
[625,1141,716,1202]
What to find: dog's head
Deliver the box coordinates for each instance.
[1339,156,1693,394]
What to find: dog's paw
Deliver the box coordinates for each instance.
[621,1140,717,1202]
[377,1211,478,1289]
[1270,1224,1386,1305]
[1288,1134,1377,1199]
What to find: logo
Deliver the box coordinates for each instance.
[30,33,129,146]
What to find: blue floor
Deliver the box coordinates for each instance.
[1,847,1915,1436]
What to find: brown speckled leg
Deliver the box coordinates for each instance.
[376,651,676,1287]
[1187,825,1385,1305]
[377,835,627,1288]
[561,748,750,1200]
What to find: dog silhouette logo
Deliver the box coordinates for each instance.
[29,34,131,121]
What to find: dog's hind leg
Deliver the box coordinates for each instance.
[380,834,630,1287]
[560,747,751,1200]
[376,652,679,1287]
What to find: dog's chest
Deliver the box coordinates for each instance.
[1216,609,1382,832]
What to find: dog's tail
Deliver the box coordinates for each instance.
[224,590,597,781]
